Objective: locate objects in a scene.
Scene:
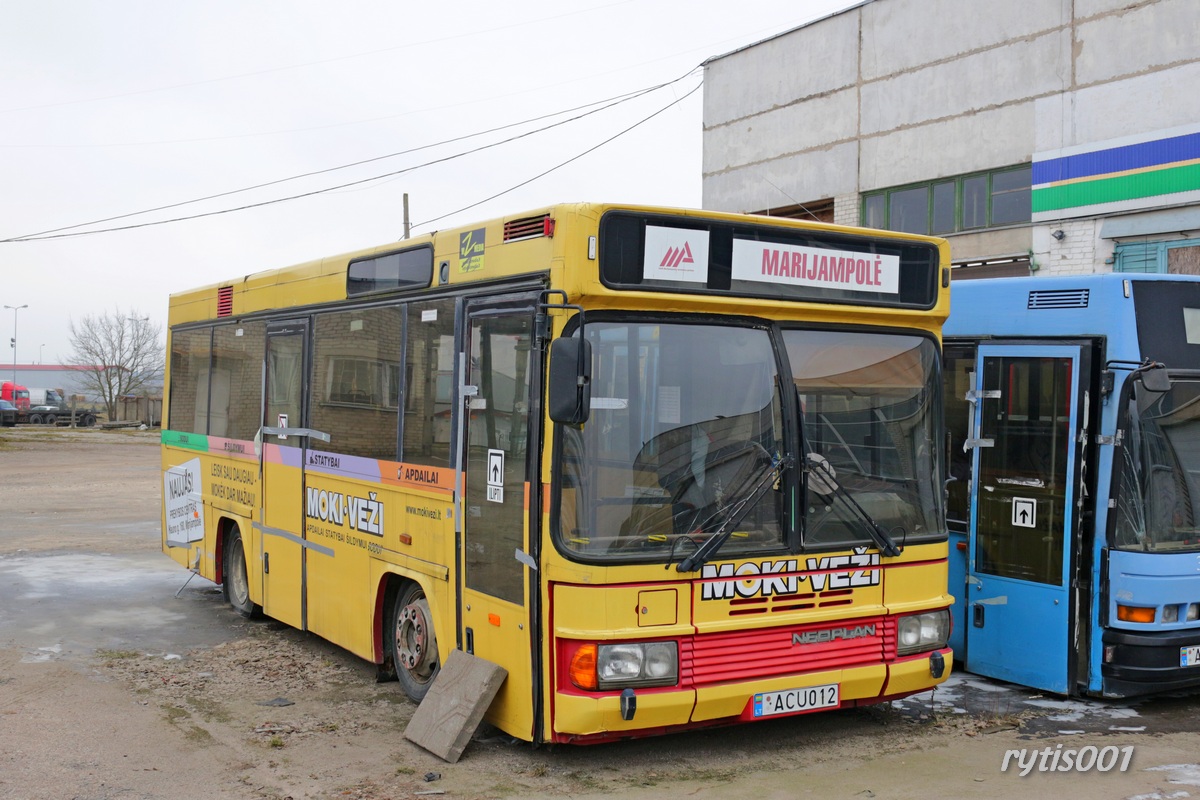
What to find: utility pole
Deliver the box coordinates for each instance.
[4,304,27,384]
[403,193,411,240]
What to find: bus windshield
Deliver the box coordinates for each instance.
[555,321,943,562]
[1113,374,1200,552]
[787,330,943,551]
[557,321,785,561]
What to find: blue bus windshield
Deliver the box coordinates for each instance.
[1112,375,1200,552]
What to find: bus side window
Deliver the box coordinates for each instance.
[403,298,456,468]
[170,327,213,435]
[309,307,402,460]
[211,321,265,441]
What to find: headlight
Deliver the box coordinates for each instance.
[570,641,679,690]
[896,610,950,656]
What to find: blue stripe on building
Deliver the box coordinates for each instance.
[1033,131,1200,186]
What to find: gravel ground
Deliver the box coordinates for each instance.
[2,427,1199,800]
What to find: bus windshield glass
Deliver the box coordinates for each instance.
[1113,374,1200,552]
[557,321,785,561]
[786,330,943,550]
[555,322,944,562]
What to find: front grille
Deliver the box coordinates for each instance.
[684,616,893,686]
[726,588,856,616]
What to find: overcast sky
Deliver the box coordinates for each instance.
[1,0,856,366]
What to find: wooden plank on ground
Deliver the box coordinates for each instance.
[404,649,507,763]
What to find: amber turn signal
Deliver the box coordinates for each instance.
[569,643,598,690]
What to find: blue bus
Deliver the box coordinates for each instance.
[944,273,1200,697]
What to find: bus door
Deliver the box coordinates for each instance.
[257,320,320,631]
[965,345,1084,693]
[458,297,539,739]
[942,343,978,657]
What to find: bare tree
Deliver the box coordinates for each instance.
[67,309,165,422]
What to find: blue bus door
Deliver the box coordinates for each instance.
[965,345,1083,693]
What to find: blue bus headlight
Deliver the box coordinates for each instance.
[896,610,950,656]
[596,642,678,689]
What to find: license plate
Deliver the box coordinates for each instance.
[753,683,840,717]
[1183,646,1200,668]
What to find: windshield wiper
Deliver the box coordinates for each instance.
[676,453,793,573]
[804,453,902,557]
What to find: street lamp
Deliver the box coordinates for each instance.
[3,304,27,385]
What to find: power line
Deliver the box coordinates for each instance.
[2,70,698,242]
[413,82,702,231]
[2,74,702,243]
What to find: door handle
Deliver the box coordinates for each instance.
[972,603,985,628]
[260,426,331,443]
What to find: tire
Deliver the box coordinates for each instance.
[27,414,42,425]
[222,527,261,619]
[79,414,96,428]
[390,582,440,702]
[42,414,56,426]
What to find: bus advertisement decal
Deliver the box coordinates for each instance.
[305,486,385,537]
[700,549,881,601]
[388,463,455,494]
[164,458,205,546]
[460,228,485,272]
[643,226,709,284]
[305,449,383,482]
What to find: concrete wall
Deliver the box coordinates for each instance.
[702,0,1200,276]
[702,0,1072,212]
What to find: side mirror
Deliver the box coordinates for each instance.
[548,337,591,425]
[1139,365,1171,394]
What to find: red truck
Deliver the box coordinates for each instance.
[1,381,30,413]
[0,381,97,427]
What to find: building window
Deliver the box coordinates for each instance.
[1116,239,1200,274]
[862,166,1032,235]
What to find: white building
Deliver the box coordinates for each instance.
[702,0,1200,279]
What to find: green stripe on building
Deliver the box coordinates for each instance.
[1032,162,1200,213]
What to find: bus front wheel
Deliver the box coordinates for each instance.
[391,582,439,702]
[223,528,261,619]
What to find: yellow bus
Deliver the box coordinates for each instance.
[162,202,953,744]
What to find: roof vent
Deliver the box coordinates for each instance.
[1028,288,1088,309]
[217,286,234,317]
[503,214,553,242]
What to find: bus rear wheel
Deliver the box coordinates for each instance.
[223,528,261,619]
[391,582,439,702]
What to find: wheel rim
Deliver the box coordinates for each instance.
[395,597,437,684]
[228,538,250,606]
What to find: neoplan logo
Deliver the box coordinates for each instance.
[793,625,876,646]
